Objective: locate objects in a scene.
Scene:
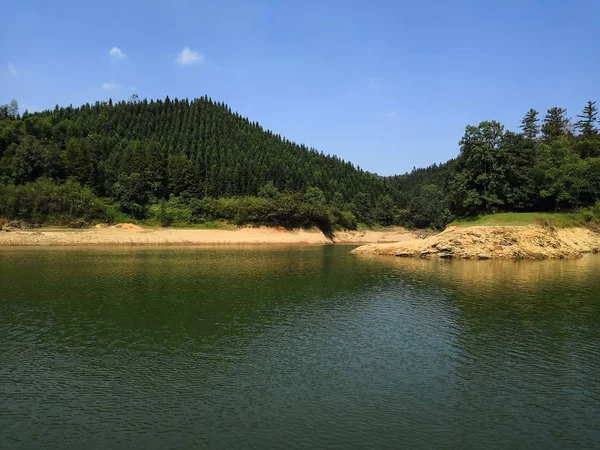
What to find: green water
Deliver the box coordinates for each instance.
[1,246,599,449]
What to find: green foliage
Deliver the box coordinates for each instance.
[448,121,506,215]
[0,99,19,121]
[0,179,112,225]
[406,184,452,230]
[451,204,600,229]
[114,172,150,219]
[3,96,600,231]
[167,154,196,197]
[520,109,540,139]
[542,107,570,141]
[150,196,193,226]
[0,96,394,229]
[534,137,586,210]
[187,193,335,233]
[575,101,598,138]
[392,101,600,228]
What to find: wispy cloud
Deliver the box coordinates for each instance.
[385,111,397,119]
[8,63,17,76]
[176,47,204,65]
[102,81,121,90]
[109,47,127,60]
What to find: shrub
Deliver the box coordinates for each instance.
[0,179,113,225]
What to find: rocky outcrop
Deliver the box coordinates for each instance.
[351,226,600,260]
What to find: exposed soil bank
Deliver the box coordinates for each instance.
[351,226,600,260]
[0,224,418,247]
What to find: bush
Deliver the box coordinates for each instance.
[148,197,193,227]
[184,193,336,233]
[0,179,114,225]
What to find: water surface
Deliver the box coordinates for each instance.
[1,247,599,449]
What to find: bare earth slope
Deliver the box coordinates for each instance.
[352,226,600,260]
[0,224,418,246]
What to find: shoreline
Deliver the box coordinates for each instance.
[0,224,419,247]
[352,225,600,260]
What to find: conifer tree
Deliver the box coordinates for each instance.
[520,109,539,139]
[542,107,570,140]
[575,101,598,137]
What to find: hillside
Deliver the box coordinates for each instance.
[2,98,600,232]
[388,103,600,228]
[0,96,399,231]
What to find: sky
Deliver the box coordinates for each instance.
[1,0,599,175]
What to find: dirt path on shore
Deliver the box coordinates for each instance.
[352,226,600,260]
[0,224,418,247]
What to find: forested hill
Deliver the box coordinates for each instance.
[0,96,397,230]
[1,97,600,231]
[0,96,388,199]
[389,102,600,228]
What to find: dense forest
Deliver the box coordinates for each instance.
[1,96,600,231]
[0,96,396,232]
[391,102,600,227]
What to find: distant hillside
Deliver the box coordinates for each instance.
[0,96,400,230]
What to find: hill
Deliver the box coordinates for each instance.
[0,96,399,231]
[2,98,600,232]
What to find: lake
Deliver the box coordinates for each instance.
[1,246,599,449]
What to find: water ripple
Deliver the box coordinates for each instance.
[1,248,599,449]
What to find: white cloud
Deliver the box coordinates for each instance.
[102,81,121,90]
[176,47,204,65]
[385,111,397,119]
[109,47,127,60]
[8,63,17,76]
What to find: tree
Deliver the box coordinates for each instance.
[500,131,536,210]
[0,100,19,120]
[581,158,600,205]
[8,100,19,119]
[167,154,195,196]
[448,121,506,215]
[542,107,570,141]
[10,136,47,183]
[257,181,279,199]
[114,172,150,218]
[534,136,586,210]
[520,109,539,139]
[575,101,598,137]
[65,137,98,188]
[375,194,398,226]
[408,184,451,229]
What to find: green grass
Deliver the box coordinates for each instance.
[450,208,600,229]
[451,212,567,227]
[138,219,237,230]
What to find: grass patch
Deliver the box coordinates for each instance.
[451,212,570,227]
[139,219,236,230]
[450,206,600,229]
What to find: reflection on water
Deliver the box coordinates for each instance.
[1,247,599,449]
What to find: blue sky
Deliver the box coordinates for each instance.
[1,0,599,175]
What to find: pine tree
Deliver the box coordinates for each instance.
[542,107,570,141]
[575,101,598,137]
[520,109,539,139]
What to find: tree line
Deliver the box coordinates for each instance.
[391,101,600,227]
[0,96,397,231]
[1,96,600,230]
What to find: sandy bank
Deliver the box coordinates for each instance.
[351,226,600,260]
[0,224,417,247]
